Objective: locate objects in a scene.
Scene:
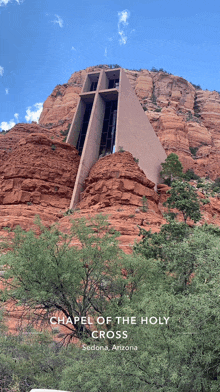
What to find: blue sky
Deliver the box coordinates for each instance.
[1,0,220,131]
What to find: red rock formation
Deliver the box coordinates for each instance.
[0,122,61,153]
[78,151,160,212]
[0,134,80,232]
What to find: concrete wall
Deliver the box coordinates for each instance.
[69,71,106,208]
[66,99,86,146]
[116,69,167,186]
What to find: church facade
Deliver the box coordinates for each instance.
[66,68,167,208]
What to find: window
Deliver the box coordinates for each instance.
[76,103,93,155]
[99,100,117,156]
[108,79,119,89]
[90,81,98,91]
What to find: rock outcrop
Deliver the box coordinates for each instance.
[0,123,61,153]
[0,133,80,209]
[78,151,160,212]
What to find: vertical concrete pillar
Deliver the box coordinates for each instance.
[69,71,106,208]
[66,100,86,146]
[66,73,91,146]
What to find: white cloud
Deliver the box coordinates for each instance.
[0,0,10,5]
[117,9,130,45]
[5,88,9,94]
[104,47,107,57]
[25,102,43,123]
[0,0,23,6]
[0,112,19,131]
[71,46,76,51]
[0,119,15,131]
[118,9,130,24]
[0,66,4,76]
[52,14,63,28]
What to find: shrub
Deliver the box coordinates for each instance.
[186,111,193,121]
[141,196,148,212]
[212,186,220,193]
[191,83,202,90]
[202,199,210,205]
[164,180,201,223]
[211,177,220,193]
[63,208,74,216]
[189,146,199,156]
[160,153,183,184]
[183,169,200,181]
[60,123,71,136]
[51,144,56,151]
[151,93,157,105]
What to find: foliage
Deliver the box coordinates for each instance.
[1,218,220,390]
[107,64,121,69]
[202,198,210,205]
[63,208,74,216]
[211,177,220,193]
[160,153,183,185]
[0,331,69,392]
[183,169,200,181]
[0,216,147,345]
[164,180,201,223]
[60,123,71,137]
[191,82,202,90]
[60,223,220,391]
[186,110,194,121]
[133,157,139,164]
[150,67,170,74]
[118,146,125,152]
[141,195,148,212]
[51,144,56,151]
[151,92,157,105]
[189,146,199,157]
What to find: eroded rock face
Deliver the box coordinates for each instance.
[0,134,80,210]
[0,123,60,153]
[78,152,160,213]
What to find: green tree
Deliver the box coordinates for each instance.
[160,153,183,185]
[1,220,220,391]
[164,180,201,223]
[59,224,220,392]
[0,332,67,392]
[0,215,148,345]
